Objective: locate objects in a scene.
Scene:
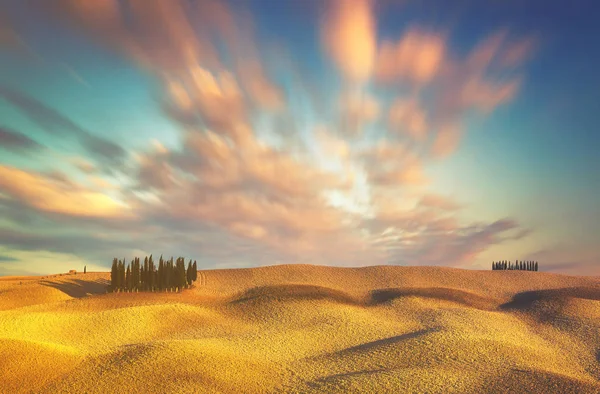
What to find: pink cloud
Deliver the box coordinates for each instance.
[375,28,446,85]
[430,122,461,158]
[321,0,377,83]
[418,193,462,211]
[339,90,381,135]
[2,1,541,271]
[0,165,128,218]
[388,98,428,140]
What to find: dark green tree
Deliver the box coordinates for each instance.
[535,261,538,271]
[135,257,140,290]
[143,256,149,291]
[149,255,155,291]
[84,265,86,274]
[158,258,164,291]
[126,264,131,291]
[111,258,118,290]
[165,257,171,291]
[193,261,197,282]
[180,258,187,290]
[116,260,122,291]
[121,260,126,290]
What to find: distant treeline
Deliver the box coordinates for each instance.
[492,260,539,271]
[110,255,198,292]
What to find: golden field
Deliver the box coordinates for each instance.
[0,265,599,393]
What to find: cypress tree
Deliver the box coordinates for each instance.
[172,257,176,291]
[173,258,179,291]
[149,255,155,291]
[111,258,117,290]
[138,257,142,289]
[143,257,149,291]
[84,265,86,274]
[116,260,122,291]
[180,258,187,290]
[193,261,197,282]
[165,258,170,291]
[535,261,538,271]
[187,260,192,285]
[174,257,180,291]
[116,260,121,290]
[121,260,126,290]
[158,254,165,291]
[126,265,131,291]
[158,259,164,291]
[135,258,140,290]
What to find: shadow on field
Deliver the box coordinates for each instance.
[40,278,109,298]
[311,327,441,361]
[500,287,600,310]
[482,368,600,394]
[230,284,361,305]
[338,328,440,355]
[370,287,498,310]
[309,368,388,387]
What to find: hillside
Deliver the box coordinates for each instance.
[1,265,599,393]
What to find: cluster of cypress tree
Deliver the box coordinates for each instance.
[492,260,539,271]
[110,255,198,292]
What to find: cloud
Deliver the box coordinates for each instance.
[0,15,23,52]
[359,141,427,187]
[0,126,43,152]
[322,0,377,83]
[430,122,461,158]
[418,193,462,211]
[375,28,446,85]
[339,91,381,135]
[70,157,97,174]
[525,244,599,276]
[0,254,19,263]
[0,165,129,219]
[0,87,126,169]
[0,1,542,274]
[388,98,428,140]
[368,207,526,266]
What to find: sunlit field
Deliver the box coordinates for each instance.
[1,265,599,393]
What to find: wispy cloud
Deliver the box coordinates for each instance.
[0,0,545,274]
[0,126,43,153]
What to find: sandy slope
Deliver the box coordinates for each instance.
[0,265,599,393]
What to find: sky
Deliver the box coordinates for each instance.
[0,0,598,276]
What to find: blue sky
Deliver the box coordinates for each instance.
[0,0,598,276]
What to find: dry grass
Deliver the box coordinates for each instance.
[0,265,599,393]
